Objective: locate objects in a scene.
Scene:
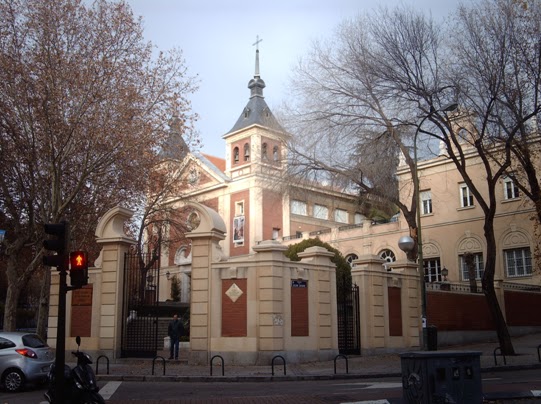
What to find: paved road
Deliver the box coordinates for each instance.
[2,368,540,403]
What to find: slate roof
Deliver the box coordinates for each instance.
[192,151,230,182]
[225,49,285,136]
[159,116,189,160]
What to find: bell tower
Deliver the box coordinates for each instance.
[222,39,289,256]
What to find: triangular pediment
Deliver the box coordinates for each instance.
[177,152,230,194]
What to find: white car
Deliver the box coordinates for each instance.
[0,332,55,392]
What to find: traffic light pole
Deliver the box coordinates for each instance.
[43,221,69,404]
[44,221,89,403]
[54,260,68,404]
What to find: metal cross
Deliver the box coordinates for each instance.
[253,35,262,50]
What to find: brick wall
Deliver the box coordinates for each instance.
[262,189,283,240]
[427,291,494,331]
[291,281,309,336]
[388,287,402,336]
[70,285,93,337]
[221,279,247,337]
[505,290,541,326]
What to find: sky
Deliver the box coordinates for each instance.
[126,0,461,158]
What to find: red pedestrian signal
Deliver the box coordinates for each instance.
[69,251,88,288]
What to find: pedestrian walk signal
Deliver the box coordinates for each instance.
[69,251,88,288]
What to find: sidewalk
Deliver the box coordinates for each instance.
[95,333,541,381]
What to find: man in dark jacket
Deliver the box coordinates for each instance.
[168,314,183,360]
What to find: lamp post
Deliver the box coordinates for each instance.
[410,103,458,350]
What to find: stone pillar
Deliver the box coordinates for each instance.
[252,241,289,357]
[297,246,337,355]
[352,256,421,353]
[184,203,227,365]
[94,207,136,359]
[352,255,387,352]
[388,259,422,350]
[47,206,135,360]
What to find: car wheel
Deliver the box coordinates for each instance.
[2,368,25,392]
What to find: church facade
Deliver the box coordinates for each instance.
[159,48,366,302]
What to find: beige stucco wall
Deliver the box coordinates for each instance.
[295,150,538,287]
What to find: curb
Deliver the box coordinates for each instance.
[96,363,541,383]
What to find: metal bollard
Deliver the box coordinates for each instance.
[271,355,286,376]
[493,347,506,366]
[210,355,224,376]
[95,355,110,375]
[334,354,349,374]
[152,356,166,375]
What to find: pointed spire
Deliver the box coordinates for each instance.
[253,35,262,77]
[249,35,265,98]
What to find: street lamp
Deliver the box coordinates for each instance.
[411,103,458,350]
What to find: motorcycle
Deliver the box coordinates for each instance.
[44,336,105,404]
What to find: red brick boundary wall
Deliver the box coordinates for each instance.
[388,287,403,336]
[291,280,309,336]
[505,290,541,326]
[427,289,541,330]
[221,279,247,337]
[427,291,494,330]
[70,285,93,337]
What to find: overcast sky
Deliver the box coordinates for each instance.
[126,0,461,158]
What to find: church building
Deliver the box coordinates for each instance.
[160,47,365,302]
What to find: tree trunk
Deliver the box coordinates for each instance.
[483,220,515,355]
[36,269,52,340]
[3,282,23,331]
[482,280,514,354]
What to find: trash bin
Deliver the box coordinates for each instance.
[400,351,482,404]
[426,325,438,351]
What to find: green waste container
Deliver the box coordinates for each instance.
[400,351,482,404]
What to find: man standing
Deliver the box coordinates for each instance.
[168,314,183,360]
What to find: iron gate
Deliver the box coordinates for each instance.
[337,284,361,355]
[121,252,160,358]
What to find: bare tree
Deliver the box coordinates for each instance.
[284,6,447,259]
[285,0,539,354]
[0,0,198,333]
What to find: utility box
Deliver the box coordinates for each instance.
[400,351,482,404]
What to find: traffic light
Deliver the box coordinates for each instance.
[43,222,68,268]
[69,250,88,288]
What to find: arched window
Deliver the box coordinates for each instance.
[273,145,279,161]
[345,253,358,267]
[233,147,239,163]
[379,249,396,262]
[244,143,250,161]
[262,143,268,160]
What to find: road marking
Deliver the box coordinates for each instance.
[532,390,541,397]
[364,382,403,389]
[100,381,122,399]
[334,382,402,389]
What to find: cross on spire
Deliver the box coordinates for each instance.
[252,35,263,78]
[253,35,262,50]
